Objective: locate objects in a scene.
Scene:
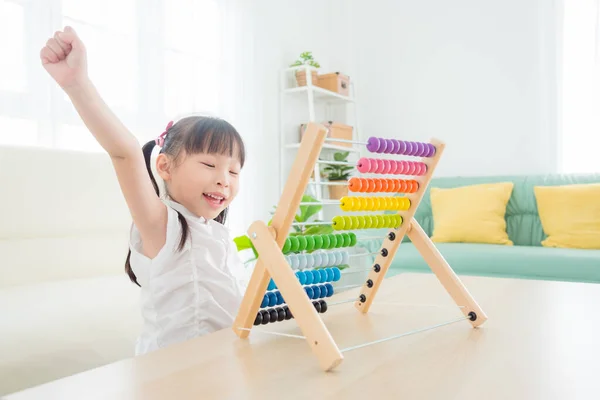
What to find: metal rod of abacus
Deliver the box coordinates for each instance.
[315,160,355,166]
[348,252,379,257]
[324,138,369,146]
[291,221,332,226]
[299,200,341,206]
[339,315,472,353]
[306,181,348,186]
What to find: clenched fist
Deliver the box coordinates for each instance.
[40,26,88,91]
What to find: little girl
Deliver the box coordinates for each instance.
[40,26,250,355]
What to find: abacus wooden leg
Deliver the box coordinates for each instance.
[406,219,488,327]
[246,221,344,371]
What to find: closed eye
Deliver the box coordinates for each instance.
[201,162,215,168]
[230,171,239,176]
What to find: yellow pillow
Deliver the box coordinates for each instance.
[429,182,514,245]
[534,183,600,249]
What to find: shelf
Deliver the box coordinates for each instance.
[284,86,354,103]
[285,143,361,153]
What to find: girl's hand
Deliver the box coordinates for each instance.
[40,26,88,91]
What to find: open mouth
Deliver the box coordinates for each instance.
[203,192,226,207]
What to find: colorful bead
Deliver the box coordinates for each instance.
[313,235,323,250]
[318,269,327,283]
[321,234,331,249]
[297,236,307,251]
[428,143,436,157]
[349,177,362,192]
[348,232,356,246]
[357,157,371,173]
[289,236,299,252]
[332,267,341,281]
[267,291,277,306]
[297,254,306,269]
[376,159,385,173]
[332,216,345,230]
[305,236,315,251]
[327,234,336,248]
[282,238,291,253]
[398,140,407,155]
[379,139,388,154]
[325,268,334,282]
[261,294,269,308]
[341,233,351,247]
[407,162,416,175]
[366,136,380,153]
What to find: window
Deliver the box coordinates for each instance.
[0,0,225,152]
[560,0,600,173]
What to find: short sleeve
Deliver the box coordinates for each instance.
[128,205,184,286]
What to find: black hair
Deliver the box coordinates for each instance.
[125,116,246,286]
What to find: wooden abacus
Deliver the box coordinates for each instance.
[232,122,487,371]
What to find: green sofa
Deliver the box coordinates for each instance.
[363,173,600,284]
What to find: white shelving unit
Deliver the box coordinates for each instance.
[278,65,362,220]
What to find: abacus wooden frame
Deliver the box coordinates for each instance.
[233,124,487,372]
[354,139,488,328]
[233,122,344,371]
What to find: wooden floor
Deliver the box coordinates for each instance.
[6,273,600,400]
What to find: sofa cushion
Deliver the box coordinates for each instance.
[374,242,600,283]
[429,182,514,245]
[0,275,141,396]
[534,183,600,249]
[409,173,600,246]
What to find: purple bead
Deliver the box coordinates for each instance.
[422,144,431,157]
[366,137,380,153]
[398,140,407,155]
[416,142,425,157]
[391,139,400,154]
[406,141,414,155]
[385,139,394,154]
[378,138,388,153]
[428,143,436,157]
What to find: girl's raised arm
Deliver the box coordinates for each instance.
[40,27,167,258]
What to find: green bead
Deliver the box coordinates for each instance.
[335,234,343,247]
[282,238,291,253]
[297,236,308,251]
[342,216,353,231]
[341,233,350,247]
[321,234,331,249]
[305,235,315,251]
[313,235,324,250]
[289,236,300,252]
[377,215,385,229]
[369,215,378,229]
[328,234,337,248]
[349,232,357,246]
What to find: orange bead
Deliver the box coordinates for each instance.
[374,179,383,193]
[366,178,375,193]
[380,179,389,192]
[399,180,407,193]
[388,179,398,192]
[348,177,362,192]
[411,180,419,193]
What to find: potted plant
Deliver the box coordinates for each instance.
[321,151,353,200]
[289,51,320,87]
[233,194,333,257]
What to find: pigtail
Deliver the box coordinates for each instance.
[124,140,190,287]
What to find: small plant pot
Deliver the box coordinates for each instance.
[295,70,319,87]
[328,183,348,200]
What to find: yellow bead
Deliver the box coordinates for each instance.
[340,196,352,212]
[332,216,345,230]
[393,197,401,210]
[345,196,355,211]
[359,197,368,211]
[404,198,411,210]
[383,215,392,228]
[373,198,381,211]
[366,197,375,211]
[363,215,372,229]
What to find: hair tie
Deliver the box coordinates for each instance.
[155,120,174,147]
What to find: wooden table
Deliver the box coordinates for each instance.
[6,273,600,399]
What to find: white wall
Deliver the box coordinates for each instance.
[349,0,560,177]
[241,0,353,224]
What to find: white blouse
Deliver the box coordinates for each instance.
[129,199,250,355]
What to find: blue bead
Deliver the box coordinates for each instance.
[319,269,328,283]
[332,267,341,282]
[276,292,284,305]
[325,283,334,297]
[325,268,334,282]
[312,285,321,299]
[267,292,277,307]
[311,270,320,284]
[267,279,276,291]
[319,284,327,298]
[304,270,314,285]
[261,294,269,308]
[305,286,314,299]
[296,271,306,285]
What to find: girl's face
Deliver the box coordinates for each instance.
[158,150,241,220]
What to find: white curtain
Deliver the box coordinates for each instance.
[560,0,600,173]
[0,0,259,236]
